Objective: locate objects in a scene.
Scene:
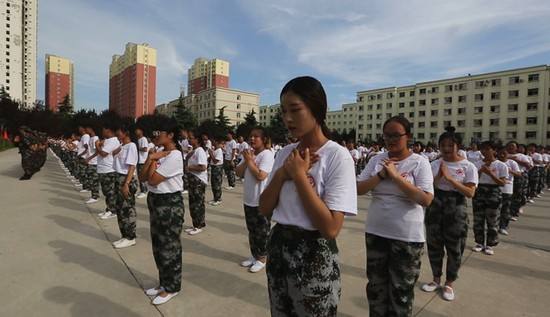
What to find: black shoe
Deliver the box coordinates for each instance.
[19,174,31,180]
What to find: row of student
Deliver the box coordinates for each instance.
[49,76,549,316]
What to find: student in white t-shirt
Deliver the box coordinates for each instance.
[178,129,191,194]
[347,141,360,175]
[76,126,90,190]
[237,136,249,164]
[208,139,224,205]
[138,117,184,306]
[96,122,121,220]
[135,127,149,198]
[111,125,139,249]
[83,123,100,204]
[259,76,357,315]
[357,116,434,316]
[472,141,508,255]
[421,127,478,302]
[236,127,275,273]
[506,141,531,217]
[497,146,521,235]
[185,130,208,236]
[467,143,484,164]
[223,132,238,189]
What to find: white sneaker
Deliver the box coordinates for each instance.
[484,247,494,255]
[209,200,222,206]
[240,256,255,267]
[224,186,234,190]
[136,192,147,199]
[249,260,266,273]
[145,287,164,296]
[442,286,455,301]
[152,292,178,305]
[100,211,116,220]
[519,208,524,214]
[79,189,90,193]
[510,217,518,222]
[184,227,195,233]
[499,228,509,236]
[97,211,107,217]
[114,238,136,249]
[112,238,126,246]
[86,198,98,204]
[472,244,484,252]
[421,282,440,292]
[188,228,203,235]
[182,190,188,194]
[528,199,535,204]
[536,194,542,198]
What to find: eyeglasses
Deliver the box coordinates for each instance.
[382,133,407,142]
[152,131,166,137]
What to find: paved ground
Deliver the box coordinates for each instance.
[1,147,549,317]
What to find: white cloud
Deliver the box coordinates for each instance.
[238,0,550,90]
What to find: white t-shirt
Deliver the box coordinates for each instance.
[474,160,509,185]
[241,149,275,207]
[349,149,360,162]
[458,149,467,159]
[509,153,531,172]
[137,136,149,164]
[88,136,99,165]
[238,142,250,159]
[531,152,544,167]
[225,139,237,160]
[114,142,138,175]
[148,150,184,194]
[178,139,191,160]
[97,137,121,174]
[543,153,550,164]
[431,158,478,192]
[71,140,79,152]
[211,148,224,166]
[467,150,484,163]
[502,159,520,194]
[188,147,208,184]
[358,152,434,243]
[79,134,90,157]
[268,141,358,231]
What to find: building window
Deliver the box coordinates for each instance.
[418,133,425,139]
[475,93,484,101]
[491,79,501,87]
[474,106,483,114]
[458,120,465,127]
[444,109,452,116]
[236,95,241,100]
[458,83,467,91]
[431,87,439,93]
[527,88,538,96]
[507,131,517,139]
[399,92,405,98]
[508,90,519,98]
[430,121,438,128]
[474,119,483,127]
[527,102,538,111]
[386,103,392,109]
[526,117,537,125]
[458,108,466,115]
[445,85,453,92]
[431,110,438,116]
[418,122,425,128]
[458,95,467,103]
[525,131,536,139]
[409,101,414,107]
[419,111,425,117]
[444,97,452,104]
[409,91,415,97]
[387,92,393,98]
[431,98,438,105]
[430,133,437,140]
[509,76,521,85]
[419,88,426,95]
[376,104,381,110]
[399,102,405,108]
[490,118,499,125]
[491,92,500,100]
[507,118,518,125]
[508,104,518,112]
[490,105,500,113]
[528,74,539,82]
[409,112,414,118]
[419,99,426,106]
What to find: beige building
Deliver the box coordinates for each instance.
[157,87,259,127]
[326,102,358,134]
[259,103,281,126]
[354,65,550,145]
[0,0,37,107]
[187,57,229,95]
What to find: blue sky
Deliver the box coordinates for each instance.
[38,0,550,112]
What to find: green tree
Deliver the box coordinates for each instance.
[267,108,288,144]
[58,94,73,114]
[236,109,258,138]
[174,95,197,130]
[215,106,231,135]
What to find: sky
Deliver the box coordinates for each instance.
[38,0,550,112]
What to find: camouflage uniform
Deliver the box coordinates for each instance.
[223,159,236,187]
[510,176,525,217]
[99,172,118,213]
[472,185,501,247]
[425,190,468,282]
[536,166,545,194]
[147,192,185,293]
[115,174,138,239]
[267,224,341,317]
[85,164,100,199]
[210,165,223,201]
[187,174,206,228]
[499,193,512,230]
[18,128,47,178]
[244,205,271,259]
[366,233,423,317]
[136,163,148,194]
[527,167,539,198]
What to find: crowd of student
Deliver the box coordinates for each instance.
[23,75,550,316]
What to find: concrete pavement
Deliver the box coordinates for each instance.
[0,147,549,316]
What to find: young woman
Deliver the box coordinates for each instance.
[259,76,357,316]
[506,142,531,219]
[236,127,275,273]
[112,125,139,249]
[84,122,100,204]
[96,121,121,220]
[421,127,478,301]
[138,116,184,305]
[135,127,150,199]
[497,146,521,236]
[185,130,208,235]
[208,139,224,206]
[472,141,508,255]
[357,116,434,317]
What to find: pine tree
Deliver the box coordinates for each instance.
[58,94,73,114]
[215,106,232,134]
[236,109,258,138]
[174,95,197,130]
[268,108,288,144]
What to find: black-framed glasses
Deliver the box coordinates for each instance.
[383,133,407,142]
[152,131,165,137]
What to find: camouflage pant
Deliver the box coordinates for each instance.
[500,193,512,230]
[210,165,223,201]
[21,149,44,176]
[77,159,87,184]
[244,205,271,259]
[425,190,468,282]
[267,224,340,317]
[527,168,539,198]
[85,164,100,199]
[136,163,148,193]
[510,176,525,217]
[99,172,118,213]
[147,192,184,293]
[536,166,545,194]
[366,233,423,317]
[187,174,206,228]
[223,159,236,187]
[115,173,138,239]
[472,185,501,247]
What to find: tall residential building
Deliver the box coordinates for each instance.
[353,65,550,146]
[0,0,37,107]
[45,54,74,111]
[187,58,229,95]
[109,43,156,118]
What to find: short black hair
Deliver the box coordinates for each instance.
[438,126,462,146]
[383,116,412,135]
